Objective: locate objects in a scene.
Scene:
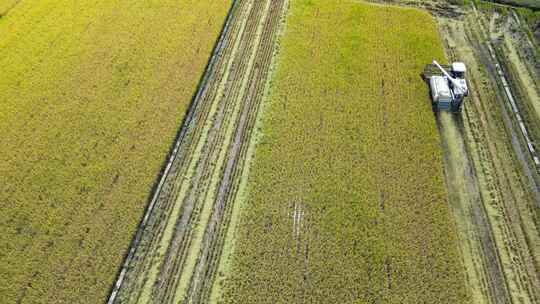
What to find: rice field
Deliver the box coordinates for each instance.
[6,0,537,303]
[0,0,231,303]
[217,0,471,302]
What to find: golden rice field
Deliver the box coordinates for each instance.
[218,0,470,302]
[0,0,231,302]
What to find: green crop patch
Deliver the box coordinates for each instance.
[0,0,231,303]
[219,0,470,303]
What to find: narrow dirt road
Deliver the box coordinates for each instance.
[107,0,288,303]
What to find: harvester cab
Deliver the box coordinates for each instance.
[423,60,469,113]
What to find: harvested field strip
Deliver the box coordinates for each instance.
[218,0,470,303]
[438,20,513,304]
[438,113,493,304]
[438,11,540,304]
[462,69,540,303]
[110,0,288,303]
[469,11,540,302]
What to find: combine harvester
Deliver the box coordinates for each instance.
[423,60,469,112]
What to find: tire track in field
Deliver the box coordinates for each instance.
[108,0,287,303]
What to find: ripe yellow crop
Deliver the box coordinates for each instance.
[0,1,231,303]
[0,0,18,15]
[220,0,470,303]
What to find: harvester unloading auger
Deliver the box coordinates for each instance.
[423,60,469,112]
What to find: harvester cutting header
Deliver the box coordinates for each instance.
[423,60,469,112]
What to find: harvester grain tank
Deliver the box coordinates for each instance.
[423,60,469,112]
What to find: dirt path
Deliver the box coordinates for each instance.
[107,1,288,303]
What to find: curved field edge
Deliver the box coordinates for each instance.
[0,0,232,303]
[216,0,471,303]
